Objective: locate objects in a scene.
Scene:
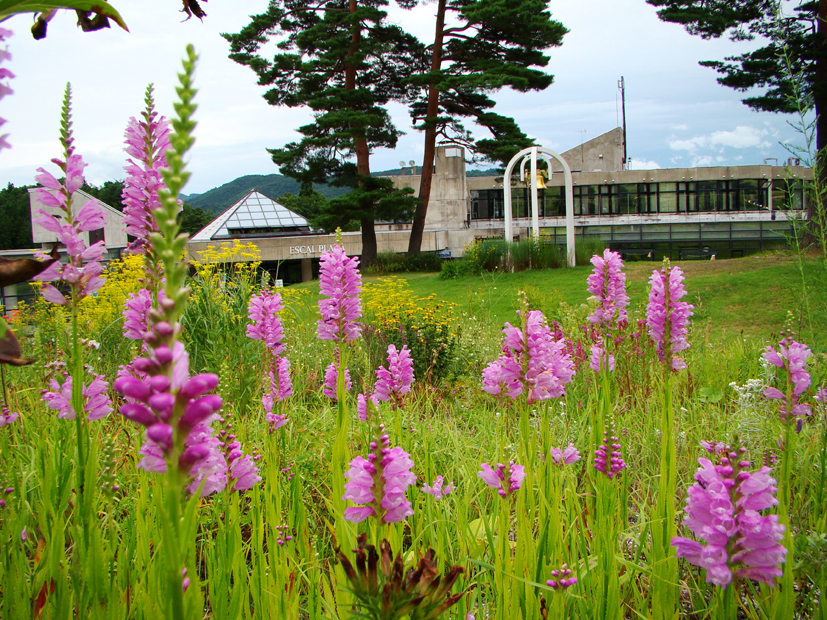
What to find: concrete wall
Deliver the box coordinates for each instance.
[464,164,811,192]
[425,146,469,229]
[383,145,470,233]
[186,225,496,265]
[29,189,128,249]
[552,127,625,173]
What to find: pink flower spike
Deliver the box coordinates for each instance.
[549,443,581,466]
[646,263,694,371]
[343,435,416,524]
[671,446,786,588]
[0,406,18,427]
[589,343,615,373]
[121,87,172,248]
[478,461,524,498]
[265,413,288,433]
[323,360,351,400]
[586,249,629,328]
[317,245,362,342]
[763,337,813,426]
[482,308,575,404]
[422,475,453,500]
[374,344,415,406]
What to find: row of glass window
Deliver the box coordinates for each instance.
[470,180,805,220]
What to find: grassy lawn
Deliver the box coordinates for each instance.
[290,251,827,346]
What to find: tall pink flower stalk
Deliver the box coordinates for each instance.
[482,309,575,404]
[646,261,694,370]
[32,85,106,307]
[671,444,786,587]
[114,56,251,500]
[121,84,172,255]
[374,344,414,408]
[587,249,629,328]
[247,289,293,431]
[317,244,362,343]
[317,243,361,404]
[763,336,812,429]
[342,424,416,523]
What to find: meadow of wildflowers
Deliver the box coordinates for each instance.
[1,47,826,620]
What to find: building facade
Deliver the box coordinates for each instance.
[185,129,810,280]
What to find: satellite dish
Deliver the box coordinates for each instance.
[409,160,416,167]
[399,161,407,167]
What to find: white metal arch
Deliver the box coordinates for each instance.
[503,146,575,267]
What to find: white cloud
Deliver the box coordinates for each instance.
[669,136,707,152]
[628,158,661,170]
[708,126,770,149]
[691,155,714,167]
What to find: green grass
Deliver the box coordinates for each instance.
[4,248,827,620]
[311,252,826,345]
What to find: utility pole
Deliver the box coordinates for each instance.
[618,76,627,169]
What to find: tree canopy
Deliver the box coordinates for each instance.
[645,0,826,152]
[405,0,566,252]
[224,0,565,258]
[223,0,419,263]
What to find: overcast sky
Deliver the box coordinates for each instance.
[0,0,810,195]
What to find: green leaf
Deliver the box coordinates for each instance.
[0,0,127,31]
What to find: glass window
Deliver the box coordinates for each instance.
[659,191,677,213]
[616,184,638,214]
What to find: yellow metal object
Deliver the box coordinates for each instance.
[524,169,549,188]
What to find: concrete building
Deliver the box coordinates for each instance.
[187,128,809,280]
[3,190,129,310]
[29,188,128,257]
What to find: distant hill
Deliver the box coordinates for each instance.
[467,168,500,177]
[189,168,501,215]
[188,174,350,215]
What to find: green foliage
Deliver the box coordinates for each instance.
[317,173,417,233]
[440,238,574,278]
[645,1,823,146]
[278,186,329,224]
[362,251,444,275]
[405,0,566,162]
[0,183,36,250]
[224,0,421,262]
[81,180,125,211]
[0,0,127,30]
[178,202,215,236]
[574,237,606,266]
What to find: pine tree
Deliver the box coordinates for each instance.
[405,0,567,253]
[646,0,827,219]
[223,0,418,264]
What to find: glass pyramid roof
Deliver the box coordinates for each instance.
[191,190,310,241]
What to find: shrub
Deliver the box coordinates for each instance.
[362,277,460,382]
[363,251,444,275]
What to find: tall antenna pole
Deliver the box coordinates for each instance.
[618,76,627,169]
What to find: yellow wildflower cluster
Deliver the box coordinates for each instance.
[196,239,262,265]
[189,240,262,312]
[362,277,458,335]
[79,253,146,333]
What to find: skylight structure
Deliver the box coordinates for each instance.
[191,190,311,242]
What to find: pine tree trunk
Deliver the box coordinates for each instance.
[407,0,446,255]
[344,0,377,265]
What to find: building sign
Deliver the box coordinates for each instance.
[288,244,330,256]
